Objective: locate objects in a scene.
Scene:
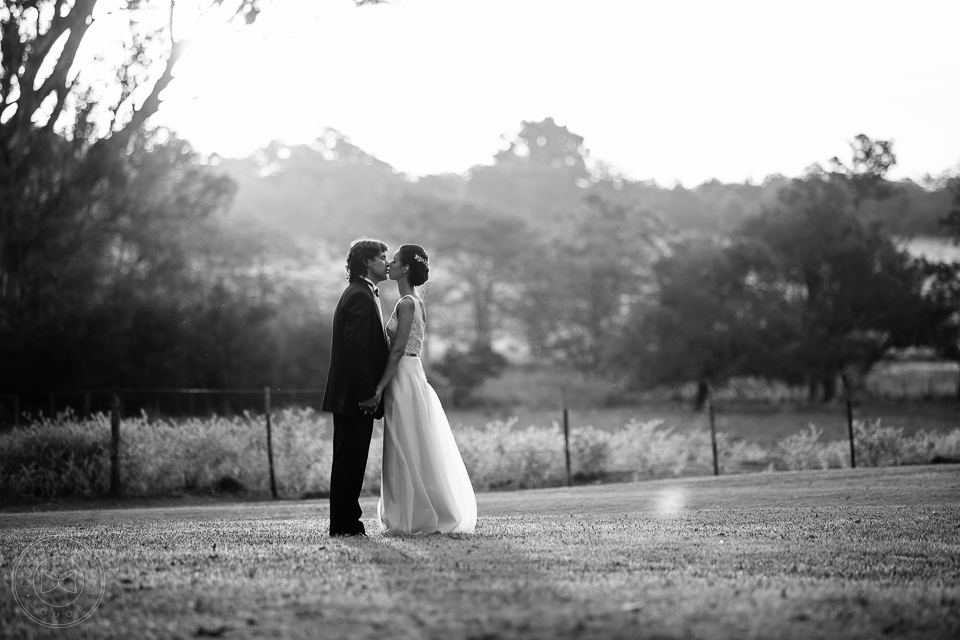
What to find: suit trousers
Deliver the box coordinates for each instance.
[329,412,374,534]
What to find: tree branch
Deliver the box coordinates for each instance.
[19,0,96,106]
[94,6,189,161]
[28,0,76,64]
[31,13,94,128]
[41,75,73,135]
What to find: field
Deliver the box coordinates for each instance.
[443,362,959,447]
[2,466,958,639]
[448,402,960,447]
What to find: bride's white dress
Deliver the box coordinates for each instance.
[378,295,477,535]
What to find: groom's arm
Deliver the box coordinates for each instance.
[341,289,377,402]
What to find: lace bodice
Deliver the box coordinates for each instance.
[385,295,425,356]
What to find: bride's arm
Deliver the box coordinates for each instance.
[374,297,415,400]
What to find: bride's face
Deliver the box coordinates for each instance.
[386,252,406,282]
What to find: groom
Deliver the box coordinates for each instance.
[321,238,390,537]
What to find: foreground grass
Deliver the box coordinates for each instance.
[1,466,958,639]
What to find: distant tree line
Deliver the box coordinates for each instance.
[3,2,958,407]
[386,125,960,406]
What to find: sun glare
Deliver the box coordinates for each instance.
[655,488,686,514]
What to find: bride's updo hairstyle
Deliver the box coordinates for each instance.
[398,244,429,287]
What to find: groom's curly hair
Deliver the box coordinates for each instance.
[345,237,388,282]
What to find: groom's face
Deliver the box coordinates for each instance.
[365,251,389,283]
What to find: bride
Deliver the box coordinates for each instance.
[371,244,477,535]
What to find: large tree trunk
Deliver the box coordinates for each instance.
[694,379,710,412]
[821,375,837,403]
[471,279,494,351]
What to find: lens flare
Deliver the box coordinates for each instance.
[655,487,686,514]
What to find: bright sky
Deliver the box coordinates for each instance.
[133,0,960,186]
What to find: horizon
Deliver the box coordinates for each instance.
[208,128,956,191]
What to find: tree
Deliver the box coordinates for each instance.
[738,174,931,401]
[520,194,666,374]
[216,132,405,244]
[0,130,238,391]
[466,117,592,226]
[1,1,384,395]
[1,1,257,330]
[1,1,383,330]
[617,237,798,410]
[918,260,960,399]
[939,178,960,239]
[396,191,529,352]
[828,133,898,209]
[388,191,526,406]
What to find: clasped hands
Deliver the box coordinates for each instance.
[359,388,382,415]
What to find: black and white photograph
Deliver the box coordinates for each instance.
[2,1,959,638]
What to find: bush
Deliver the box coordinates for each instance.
[433,345,509,407]
[609,419,689,479]
[570,426,612,478]
[853,420,912,467]
[687,430,772,474]
[775,419,960,470]
[454,419,566,490]
[929,428,960,463]
[0,408,333,500]
[0,410,109,498]
[777,425,845,471]
[3,411,959,501]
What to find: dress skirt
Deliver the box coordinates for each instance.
[378,356,477,535]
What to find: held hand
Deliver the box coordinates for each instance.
[358,391,381,414]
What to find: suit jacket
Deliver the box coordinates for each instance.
[321,281,389,418]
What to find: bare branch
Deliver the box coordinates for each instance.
[20,0,96,99]
[31,11,94,118]
[41,78,72,134]
[29,0,80,63]
[95,36,188,161]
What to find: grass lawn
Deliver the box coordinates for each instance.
[2,466,958,639]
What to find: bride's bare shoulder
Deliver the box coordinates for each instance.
[397,296,416,313]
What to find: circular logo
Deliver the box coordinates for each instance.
[12,536,105,628]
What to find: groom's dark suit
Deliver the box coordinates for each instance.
[321,279,389,535]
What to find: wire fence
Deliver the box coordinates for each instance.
[0,380,862,496]
[0,386,324,500]
[0,387,325,428]
[3,376,954,502]
[2,385,580,499]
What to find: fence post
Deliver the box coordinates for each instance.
[49,393,55,419]
[708,389,719,476]
[842,375,856,468]
[110,387,122,496]
[561,386,571,487]
[14,395,19,429]
[264,387,278,499]
[83,393,91,418]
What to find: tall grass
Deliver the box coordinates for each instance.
[1,412,958,501]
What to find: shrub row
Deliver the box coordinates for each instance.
[1,410,958,500]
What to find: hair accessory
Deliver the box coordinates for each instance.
[414,254,428,265]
